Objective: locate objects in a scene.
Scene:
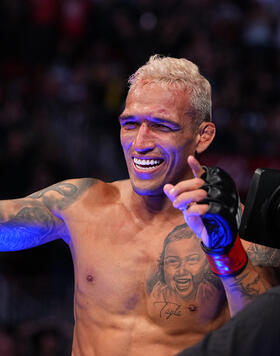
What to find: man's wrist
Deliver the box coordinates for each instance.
[201,234,248,278]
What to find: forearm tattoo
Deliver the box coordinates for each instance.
[0,178,95,250]
[227,271,261,301]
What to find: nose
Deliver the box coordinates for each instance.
[133,122,155,153]
[177,261,189,276]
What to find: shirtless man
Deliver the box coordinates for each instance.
[0,55,279,356]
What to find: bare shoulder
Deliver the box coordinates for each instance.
[28,178,99,213]
[28,177,128,213]
[242,239,280,268]
[81,178,127,204]
[111,179,130,194]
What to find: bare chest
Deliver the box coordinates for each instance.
[67,211,228,331]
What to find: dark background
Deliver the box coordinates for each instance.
[0,0,279,354]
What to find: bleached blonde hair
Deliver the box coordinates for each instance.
[128,55,212,128]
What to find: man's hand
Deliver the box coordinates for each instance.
[163,155,210,245]
[164,155,247,278]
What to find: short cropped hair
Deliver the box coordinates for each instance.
[128,55,212,128]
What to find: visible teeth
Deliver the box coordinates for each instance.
[177,279,189,284]
[133,158,162,167]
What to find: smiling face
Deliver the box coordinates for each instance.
[164,237,207,299]
[120,83,199,196]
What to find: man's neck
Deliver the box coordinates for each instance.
[128,187,181,224]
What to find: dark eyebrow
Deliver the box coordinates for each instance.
[118,115,136,122]
[119,115,181,130]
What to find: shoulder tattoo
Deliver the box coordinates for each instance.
[29,178,96,211]
[0,179,95,250]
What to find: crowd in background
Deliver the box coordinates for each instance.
[0,0,280,354]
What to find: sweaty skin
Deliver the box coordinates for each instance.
[0,83,280,355]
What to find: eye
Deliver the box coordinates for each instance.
[186,254,200,265]
[150,123,172,132]
[165,256,180,267]
[121,121,139,130]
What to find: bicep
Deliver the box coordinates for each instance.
[243,240,280,285]
[0,177,95,251]
[0,199,66,251]
[244,241,280,267]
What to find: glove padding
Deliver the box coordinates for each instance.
[198,166,241,253]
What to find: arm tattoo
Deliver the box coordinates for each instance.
[246,244,280,268]
[228,272,261,301]
[0,206,57,251]
[0,178,95,250]
[29,179,96,211]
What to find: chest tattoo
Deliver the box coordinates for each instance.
[146,224,224,318]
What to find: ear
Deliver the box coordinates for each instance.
[195,122,216,154]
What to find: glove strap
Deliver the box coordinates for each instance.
[201,234,248,278]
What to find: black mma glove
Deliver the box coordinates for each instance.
[198,167,248,277]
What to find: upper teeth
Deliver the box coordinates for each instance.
[133,158,162,166]
[176,279,189,284]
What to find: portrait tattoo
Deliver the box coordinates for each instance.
[147,224,224,319]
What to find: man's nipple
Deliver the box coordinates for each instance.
[86,274,95,283]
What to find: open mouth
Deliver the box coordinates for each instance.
[175,278,191,291]
[133,157,163,170]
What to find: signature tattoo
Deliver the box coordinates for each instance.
[154,301,182,320]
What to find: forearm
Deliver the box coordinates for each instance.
[221,259,271,316]
[203,237,273,316]
[220,240,280,315]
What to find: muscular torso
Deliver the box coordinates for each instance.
[60,180,230,356]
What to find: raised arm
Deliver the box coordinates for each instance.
[164,156,279,316]
[0,178,95,251]
[222,240,280,314]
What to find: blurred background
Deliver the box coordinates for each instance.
[0,0,279,354]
